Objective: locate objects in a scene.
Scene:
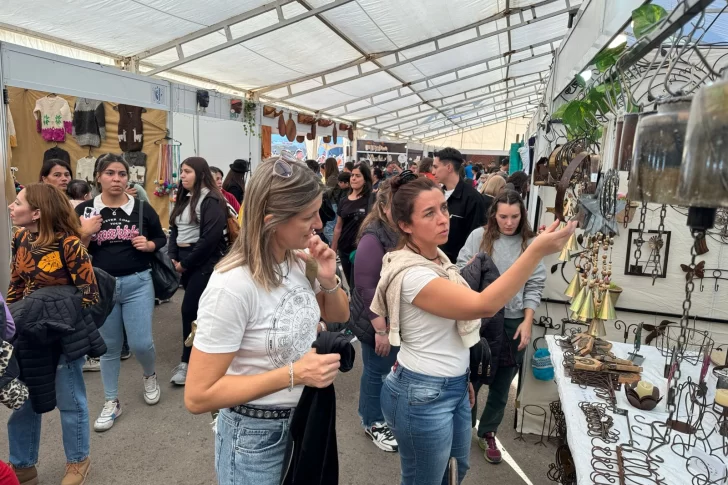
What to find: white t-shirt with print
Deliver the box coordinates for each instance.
[396,266,470,377]
[193,260,320,408]
[444,188,455,200]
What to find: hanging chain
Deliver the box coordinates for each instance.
[632,202,648,269]
[623,196,631,228]
[666,231,702,432]
[651,204,668,285]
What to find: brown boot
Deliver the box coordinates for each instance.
[61,457,90,485]
[9,464,38,485]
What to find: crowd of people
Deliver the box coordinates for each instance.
[2,147,575,485]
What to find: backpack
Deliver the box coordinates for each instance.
[223,202,240,248]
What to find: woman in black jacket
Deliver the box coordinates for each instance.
[350,180,400,453]
[168,157,228,386]
[7,183,100,485]
[223,159,248,205]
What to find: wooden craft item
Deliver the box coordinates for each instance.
[322,135,331,143]
[278,112,286,136]
[574,357,602,372]
[616,372,641,386]
[286,114,296,142]
[555,152,591,222]
[332,124,337,142]
[296,135,305,143]
[263,105,279,118]
[298,113,316,125]
[317,118,334,127]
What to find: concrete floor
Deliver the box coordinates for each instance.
[0,291,556,484]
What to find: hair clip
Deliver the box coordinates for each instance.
[399,170,418,184]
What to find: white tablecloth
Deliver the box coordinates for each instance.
[546,335,727,484]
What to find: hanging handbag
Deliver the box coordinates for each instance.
[137,200,180,300]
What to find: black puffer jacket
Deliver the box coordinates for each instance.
[460,252,506,385]
[10,286,108,413]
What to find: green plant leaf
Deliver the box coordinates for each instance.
[632,4,668,39]
[563,100,595,134]
[594,42,627,72]
[552,102,569,120]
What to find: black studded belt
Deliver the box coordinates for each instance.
[229,404,293,420]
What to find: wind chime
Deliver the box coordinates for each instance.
[564,232,617,338]
[154,141,181,200]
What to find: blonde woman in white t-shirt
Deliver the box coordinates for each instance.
[184,153,350,485]
[372,172,575,485]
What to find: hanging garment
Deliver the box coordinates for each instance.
[73,98,106,147]
[7,106,17,148]
[33,96,72,142]
[117,104,144,152]
[123,151,147,186]
[281,332,356,485]
[76,156,97,183]
[43,146,71,164]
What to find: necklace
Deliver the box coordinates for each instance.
[407,245,439,261]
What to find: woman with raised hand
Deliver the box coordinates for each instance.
[373,172,574,485]
[184,153,349,485]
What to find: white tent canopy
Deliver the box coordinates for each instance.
[0,0,582,144]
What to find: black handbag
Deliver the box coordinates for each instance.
[150,250,180,300]
[469,337,492,384]
[137,199,180,300]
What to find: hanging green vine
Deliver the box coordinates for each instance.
[242,100,257,137]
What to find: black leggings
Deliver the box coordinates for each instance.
[179,248,213,364]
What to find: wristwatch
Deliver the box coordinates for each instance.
[375,330,388,336]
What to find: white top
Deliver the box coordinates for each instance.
[396,266,470,377]
[444,188,454,200]
[193,260,321,408]
[175,188,209,244]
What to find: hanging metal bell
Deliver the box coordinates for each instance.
[564,272,582,299]
[566,233,579,252]
[576,289,596,322]
[570,286,588,314]
[587,318,607,338]
[558,246,571,262]
[597,290,616,321]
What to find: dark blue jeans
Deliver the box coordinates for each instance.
[358,342,399,428]
[381,364,471,485]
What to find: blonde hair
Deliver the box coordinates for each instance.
[481,175,506,196]
[24,183,81,249]
[215,156,324,290]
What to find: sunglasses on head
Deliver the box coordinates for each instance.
[272,150,299,178]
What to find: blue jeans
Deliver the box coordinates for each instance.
[359,342,399,428]
[381,364,471,485]
[8,355,89,467]
[324,205,337,245]
[99,269,156,400]
[214,408,292,485]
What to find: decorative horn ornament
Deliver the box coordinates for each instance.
[566,233,579,252]
[558,246,571,262]
[564,272,582,299]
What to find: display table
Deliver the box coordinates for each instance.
[546,335,727,484]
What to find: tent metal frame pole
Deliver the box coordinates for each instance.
[420,109,536,141]
[294,0,462,131]
[368,82,543,131]
[255,0,574,95]
[136,0,299,60]
[402,98,538,137]
[352,71,548,122]
[319,42,559,113]
[142,0,355,76]
[373,92,541,136]
[268,4,577,102]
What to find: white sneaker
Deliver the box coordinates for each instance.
[83,357,100,372]
[365,423,398,452]
[94,399,122,432]
[170,363,188,386]
[143,373,161,405]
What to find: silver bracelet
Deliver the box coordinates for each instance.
[288,362,294,392]
[320,275,342,294]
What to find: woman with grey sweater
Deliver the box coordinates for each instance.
[456,189,546,465]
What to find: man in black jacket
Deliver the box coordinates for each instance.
[433,147,487,263]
